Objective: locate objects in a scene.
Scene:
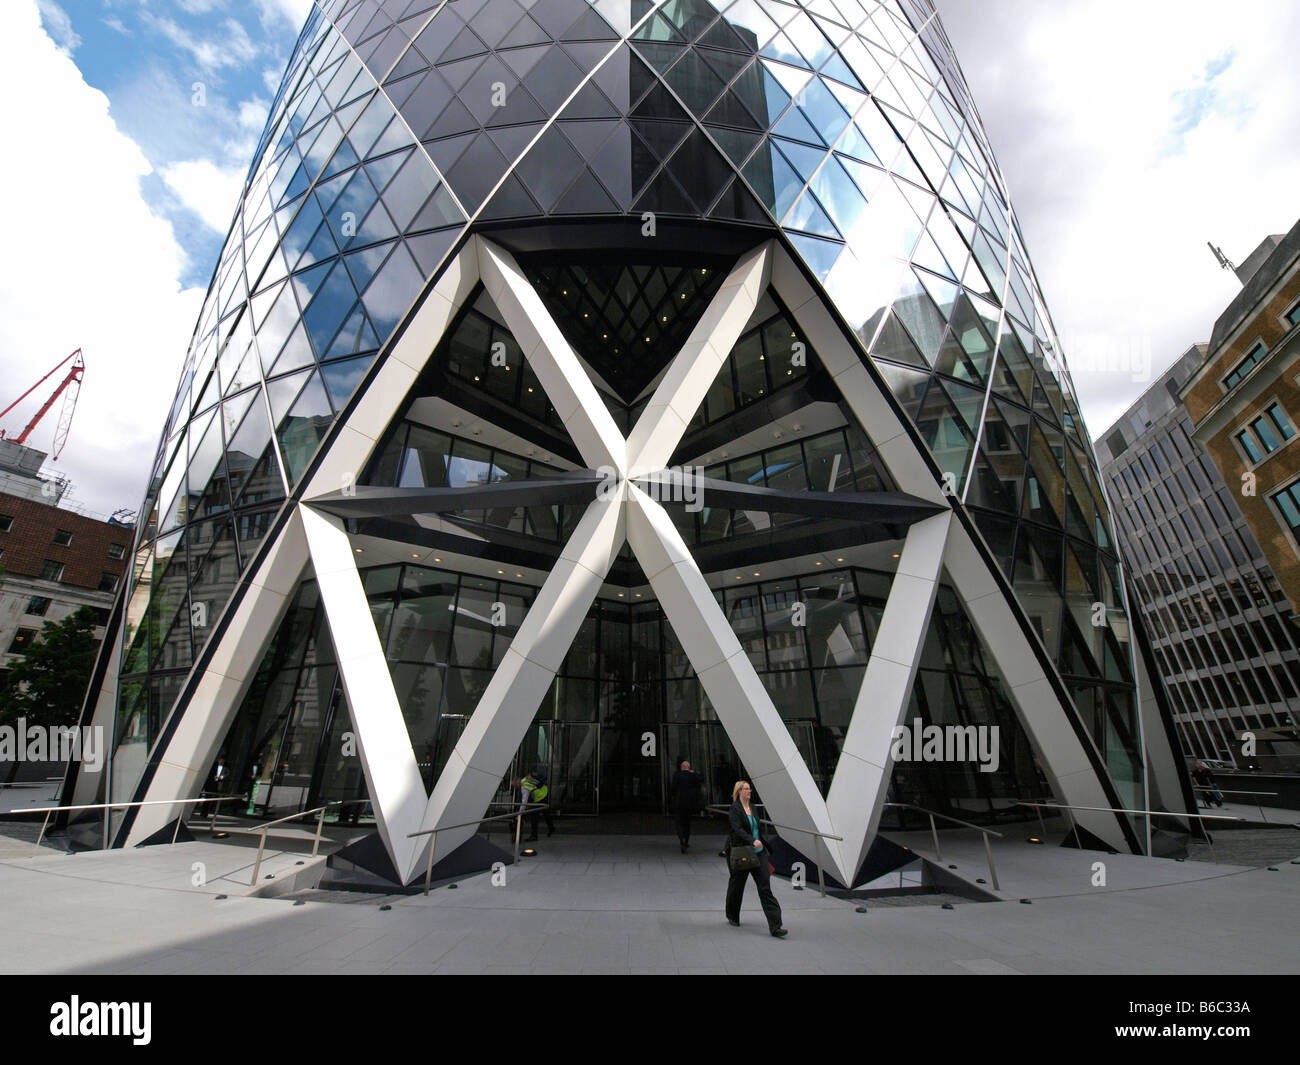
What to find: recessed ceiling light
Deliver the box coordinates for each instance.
[753,572,760,577]
[515,573,522,578]
[735,575,742,580]
[892,553,900,559]
[617,592,624,597]
[836,557,844,562]
[635,593,642,598]
[355,548,363,553]
[434,557,441,562]
[815,561,823,566]
[412,553,420,559]
[497,569,504,575]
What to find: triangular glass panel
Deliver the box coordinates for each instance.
[321,353,376,411]
[225,391,272,503]
[632,167,698,215]
[874,361,929,420]
[405,229,458,281]
[744,140,800,217]
[709,126,762,168]
[869,310,926,368]
[518,258,732,404]
[552,168,622,214]
[785,232,842,281]
[914,377,980,491]
[708,176,770,224]
[480,173,544,220]
[269,321,317,377]
[964,444,1020,516]
[560,5,619,40]
[276,370,334,485]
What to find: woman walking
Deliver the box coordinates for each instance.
[725,781,787,937]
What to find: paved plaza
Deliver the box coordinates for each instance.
[0,817,1296,975]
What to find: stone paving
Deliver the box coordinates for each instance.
[0,827,1296,974]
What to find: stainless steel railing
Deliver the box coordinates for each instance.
[235,799,373,886]
[18,795,234,853]
[884,802,1003,890]
[407,803,549,896]
[1014,800,1251,862]
[1190,787,1278,822]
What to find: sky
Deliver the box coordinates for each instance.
[0,0,1297,521]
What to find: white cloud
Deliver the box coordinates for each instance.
[0,1,204,518]
[238,95,271,131]
[35,0,79,54]
[934,0,1300,438]
[142,12,260,72]
[254,0,315,30]
[160,158,246,233]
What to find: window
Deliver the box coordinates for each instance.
[52,529,73,546]
[1238,403,1297,462]
[39,560,64,582]
[1272,481,1300,539]
[1236,428,1264,464]
[1264,402,1296,442]
[7,628,36,655]
[1223,341,1267,390]
[108,543,126,560]
[25,596,51,617]
[1285,299,1300,328]
[0,514,11,533]
[97,572,119,593]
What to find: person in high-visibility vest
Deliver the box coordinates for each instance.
[520,766,554,841]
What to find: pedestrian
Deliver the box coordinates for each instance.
[724,780,787,938]
[1193,761,1223,807]
[521,765,554,841]
[670,759,703,852]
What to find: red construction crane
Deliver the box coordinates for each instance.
[0,349,85,460]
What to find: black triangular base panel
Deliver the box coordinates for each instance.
[1058,824,1116,852]
[135,819,196,847]
[851,834,919,888]
[323,830,515,891]
[1150,827,1189,860]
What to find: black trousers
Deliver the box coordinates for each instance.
[725,853,783,931]
[675,809,693,844]
[527,804,554,837]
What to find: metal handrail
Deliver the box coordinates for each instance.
[1190,787,1278,822]
[706,804,844,897]
[19,795,235,853]
[407,803,549,895]
[884,802,1003,890]
[1015,800,1255,862]
[236,799,373,886]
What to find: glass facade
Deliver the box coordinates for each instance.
[94,0,1153,855]
[1099,351,1300,766]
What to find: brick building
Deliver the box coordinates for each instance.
[0,440,132,690]
[1180,220,1300,617]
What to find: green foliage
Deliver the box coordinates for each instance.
[0,606,98,729]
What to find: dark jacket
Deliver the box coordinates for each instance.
[670,769,703,811]
[728,799,769,854]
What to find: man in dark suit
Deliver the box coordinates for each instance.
[669,759,703,853]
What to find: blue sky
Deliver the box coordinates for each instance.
[50,0,312,289]
[1,0,1297,521]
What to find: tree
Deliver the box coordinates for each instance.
[0,606,98,730]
